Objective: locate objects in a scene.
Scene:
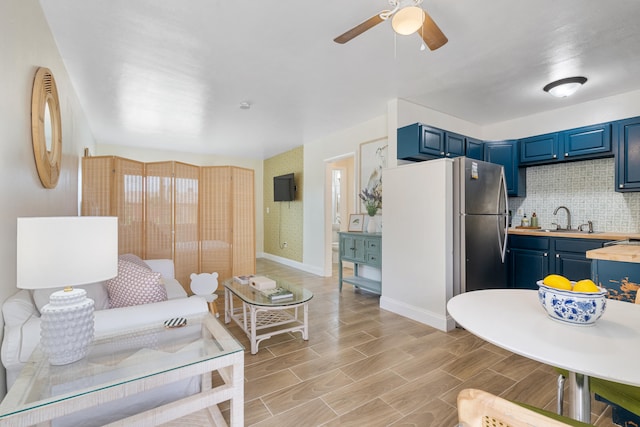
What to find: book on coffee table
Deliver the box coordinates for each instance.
[260,287,294,301]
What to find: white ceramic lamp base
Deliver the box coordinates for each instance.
[40,288,95,365]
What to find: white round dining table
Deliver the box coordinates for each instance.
[447,289,640,422]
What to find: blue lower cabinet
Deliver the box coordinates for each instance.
[508,236,604,289]
[591,259,640,302]
[508,235,550,289]
[591,258,640,427]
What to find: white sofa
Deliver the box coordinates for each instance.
[1,259,209,389]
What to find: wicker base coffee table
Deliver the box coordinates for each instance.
[224,277,313,354]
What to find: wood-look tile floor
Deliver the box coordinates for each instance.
[165,259,617,426]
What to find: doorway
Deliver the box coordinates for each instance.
[325,155,355,275]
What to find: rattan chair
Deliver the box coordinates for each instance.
[457,388,592,427]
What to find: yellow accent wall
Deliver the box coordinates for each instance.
[264,146,303,262]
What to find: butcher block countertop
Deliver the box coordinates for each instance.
[508,228,640,241]
[508,228,640,263]
[587,245,640,263]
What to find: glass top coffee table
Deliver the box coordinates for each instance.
[224,277,313,354]
[0,313,244,426]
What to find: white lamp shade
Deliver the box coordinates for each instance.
[392,7,425,36]
[17,216,118,290]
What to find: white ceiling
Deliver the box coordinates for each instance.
[40,0,640,159]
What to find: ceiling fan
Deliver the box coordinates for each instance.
[334,0,448,51]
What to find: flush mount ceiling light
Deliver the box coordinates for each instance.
[543,77,588,98]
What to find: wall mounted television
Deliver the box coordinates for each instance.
[273,173,296,202]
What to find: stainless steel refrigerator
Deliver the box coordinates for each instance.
[453,157,509,294]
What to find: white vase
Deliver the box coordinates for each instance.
[367,215,376,233]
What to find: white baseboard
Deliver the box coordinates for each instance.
[259,253,327,277]
[379,296,456,332]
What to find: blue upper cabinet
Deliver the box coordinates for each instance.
[561,123,612,159]
[444,132,466,157]
[519,133,559,164]
[520,123,613,165]
[465,137,484,160]
[397,123,467,161]
[484,140,526,197]
[615,117,640,192]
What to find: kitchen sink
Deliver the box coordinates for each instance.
[542,229,602,234]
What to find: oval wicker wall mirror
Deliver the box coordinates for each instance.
[31,67,62,189]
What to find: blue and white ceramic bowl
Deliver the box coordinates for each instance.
[536,280,607,326]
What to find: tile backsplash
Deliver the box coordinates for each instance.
[509,158,640,233]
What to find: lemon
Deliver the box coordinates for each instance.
[573,279,599,293]
[543,274,572,290]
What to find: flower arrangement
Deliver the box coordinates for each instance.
[359,187,382,216]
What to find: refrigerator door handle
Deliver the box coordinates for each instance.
[498,168,509,263]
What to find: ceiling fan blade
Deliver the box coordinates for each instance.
[419,10,448,51]
[334,14,385,44]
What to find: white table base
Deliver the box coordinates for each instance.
[224,288,309,354]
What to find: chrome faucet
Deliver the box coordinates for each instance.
[553,206,572,230]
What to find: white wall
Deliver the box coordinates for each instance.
[397,91,640,143]
[381,159,455,331]
[95,144,265,255]
[304,116,387,276]
[484,89,640,140]
[397,98,484,139]
[0,0,97,396]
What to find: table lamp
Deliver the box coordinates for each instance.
[16,216,118,365]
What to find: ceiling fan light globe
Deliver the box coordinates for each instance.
[392,7,425,35]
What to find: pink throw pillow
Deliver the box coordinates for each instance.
[118,253,151,270]
[107,259,167,308]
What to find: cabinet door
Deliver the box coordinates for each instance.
[615,117,640,192]
[562,123,612,160]
[341,235,365,262]
[519,133,559,164]
[445,132,465,157]
[509,248,549,289]
[553,238,603,282]
[555,253,593,281]
[465,138,484,160]
[397,123,443,161]
[484,141,525,197]
[420,125,446,157]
